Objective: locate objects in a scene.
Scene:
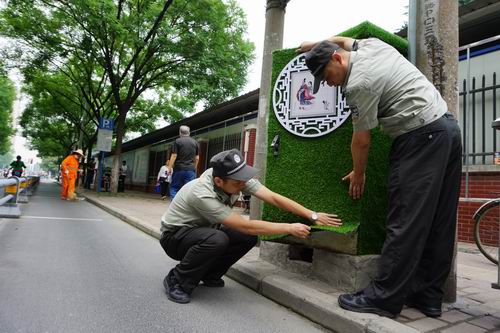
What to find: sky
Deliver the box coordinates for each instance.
[9,0,408,164]
[236,0,408,92]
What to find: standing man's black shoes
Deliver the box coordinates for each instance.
[338,292,397,318]
[405,298,442,317]
[163,269,191,304]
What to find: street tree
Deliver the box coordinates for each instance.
[1,0,254,192]
[0,65,15,155]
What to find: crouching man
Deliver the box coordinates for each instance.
[160,149,342,304]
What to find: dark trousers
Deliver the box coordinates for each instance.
[160,226,257,293]
[364,114,462,314]
[159,177,169,197]
[118,175,126,192]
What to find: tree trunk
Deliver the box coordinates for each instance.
[110,111,127,194]
[249,0,289,221]
[414,0,459,303]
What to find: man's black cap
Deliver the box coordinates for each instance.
[210,149,258,181]
[304,40,340,94]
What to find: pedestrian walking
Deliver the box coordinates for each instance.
[61,149,84,201]
[8,155,26,177]
[167,125,199,199]
[157,160,171,200]
[159,149,342,304]
[299,36,462,318]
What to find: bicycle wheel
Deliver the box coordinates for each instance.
[473,200,499,265]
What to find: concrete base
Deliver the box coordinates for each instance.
[269,229,358,254]
[312,249,379,292]
[17,193,28,203]
[0,204,21,218]
[260,241,379,292]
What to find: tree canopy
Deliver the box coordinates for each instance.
[1,0,254,190]
[0,65,15,155]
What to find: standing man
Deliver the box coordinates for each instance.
[118,160,128,192]
[9,155,27,177]
[160,149,341,304]
[299,37,462,318]
[168,125,199,199]
[61,149,84,201]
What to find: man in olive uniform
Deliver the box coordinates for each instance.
[299,37,462,318]
[160,149,342,304]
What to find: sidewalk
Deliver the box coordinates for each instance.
[77,187,500,333]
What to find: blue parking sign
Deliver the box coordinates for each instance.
[99,118,114,130]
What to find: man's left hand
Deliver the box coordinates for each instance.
[315,213,342,227]
[342,171,365,199]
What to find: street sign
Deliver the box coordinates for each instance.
[99,118,114,130]
[96,129,113,152]
[97,117,114,152]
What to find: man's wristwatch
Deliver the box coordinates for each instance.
[311,211,318,223]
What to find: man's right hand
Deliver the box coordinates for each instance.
[296,41,316,53]
[288,223,311,238]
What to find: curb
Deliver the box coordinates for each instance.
[83,193,418,333]
[81,194,161,240]
[227,257,419,333]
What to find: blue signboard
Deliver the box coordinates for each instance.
[99,118,114,130]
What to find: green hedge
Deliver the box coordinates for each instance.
[261,21,407,254]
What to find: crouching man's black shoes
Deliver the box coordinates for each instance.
[338,292,397,318]
[201,278,225,288]
[163,270,191,304]
[405,298,442,317]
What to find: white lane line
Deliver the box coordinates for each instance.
[20,216,103,221]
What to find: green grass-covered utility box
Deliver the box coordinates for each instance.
[261,22,408,255]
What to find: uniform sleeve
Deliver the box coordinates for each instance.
[193,196,232,224]
[171,141,178,154]
[346,87,380,132]
[242,178,262,195]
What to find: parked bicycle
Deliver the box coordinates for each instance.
[473,198,499,265]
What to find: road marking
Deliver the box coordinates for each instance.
[20,216,103,221]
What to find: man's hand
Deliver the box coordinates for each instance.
[287,223,311,238]
[315,213,342,227]
[342,171,365,199]
[296,41,316,53]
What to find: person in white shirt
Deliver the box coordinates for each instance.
[157,160,171,200]
[118,160,128,192]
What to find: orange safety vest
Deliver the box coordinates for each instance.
[61,155,80,178]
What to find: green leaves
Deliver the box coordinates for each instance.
[0,71,15,155]
[2,0,255,162]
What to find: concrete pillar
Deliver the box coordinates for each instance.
[414,0,459,303]
[249,0,289,221]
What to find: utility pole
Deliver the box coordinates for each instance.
[250,0,290,221]
[411,0,459,302]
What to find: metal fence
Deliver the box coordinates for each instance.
[460,73,499,165]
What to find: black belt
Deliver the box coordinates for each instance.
[441,112,454,119]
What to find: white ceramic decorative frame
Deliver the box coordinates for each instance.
[272,54,351,138]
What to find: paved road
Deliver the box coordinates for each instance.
[0,181,328,333]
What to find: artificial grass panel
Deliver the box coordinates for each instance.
[261,21,406,254]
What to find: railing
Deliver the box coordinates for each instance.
[0,176,39,218]
[460,34,500,198]
[459,74,499,165]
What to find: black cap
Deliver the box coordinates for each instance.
[304,40,340,94]
[210,149,258,181]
